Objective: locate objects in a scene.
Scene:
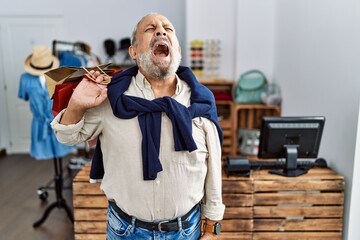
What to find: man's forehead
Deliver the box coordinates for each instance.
[139,14,173,28]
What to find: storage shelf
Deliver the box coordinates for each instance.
[201,80,281,158]
[232,104,281,156]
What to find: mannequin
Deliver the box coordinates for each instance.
[18,45,75,159]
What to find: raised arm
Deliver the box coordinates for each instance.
[60,70,109,125]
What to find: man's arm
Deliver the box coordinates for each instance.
[200,119,225,240]
[51,71,109,146]
[60,71,108,125]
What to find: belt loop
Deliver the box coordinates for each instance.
[177,216,183,230]
[130,216,136,233]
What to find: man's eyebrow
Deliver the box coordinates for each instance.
[144,23,156,29]
[163,23,173,28]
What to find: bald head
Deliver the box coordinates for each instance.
[131,14,176,46]
[128,13,181,80]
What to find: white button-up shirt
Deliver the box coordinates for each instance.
[51,71,225,221]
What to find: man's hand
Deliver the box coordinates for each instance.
[200,219,220,240]
[60,70,109,125]
[68,71,108,110]
[200,232,218,240]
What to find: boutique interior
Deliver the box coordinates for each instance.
[1,0,360,239]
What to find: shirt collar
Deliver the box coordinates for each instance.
[135,70,182,97]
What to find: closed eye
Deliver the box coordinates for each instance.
[145,27,155,32]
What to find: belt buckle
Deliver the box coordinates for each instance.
[158,220,169,232]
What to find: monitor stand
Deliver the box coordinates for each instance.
[269,145,308,177]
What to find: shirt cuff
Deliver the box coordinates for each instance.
[201,203,226,221]
[51,108,85,134]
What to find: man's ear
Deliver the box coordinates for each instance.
[129,46,137,60]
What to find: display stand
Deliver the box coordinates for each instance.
[36,162,72,201]
[269,145,308,177]
[33,157,74,227]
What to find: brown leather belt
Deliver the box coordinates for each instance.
[109,202,198,232]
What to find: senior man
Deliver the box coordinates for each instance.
[52,13,225,240]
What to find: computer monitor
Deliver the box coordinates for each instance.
[258,116,325,177]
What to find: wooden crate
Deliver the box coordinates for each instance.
[222,167,344,240]
[73,164,107,240]
[73,165,344,240]
[218,101,234,157]
[221,172,253,240]
[200,80,234,158]
[231,104,281,156]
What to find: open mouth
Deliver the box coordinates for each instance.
[153,42,170,57]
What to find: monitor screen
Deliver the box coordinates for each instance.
[258,116,325,177]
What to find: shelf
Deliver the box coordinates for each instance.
[219,119,231,129]
[233,104,280,111]
[201,80,281,158]
[215,100,233,105]
[200,79,234,86]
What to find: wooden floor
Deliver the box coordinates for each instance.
[0,154,77,240]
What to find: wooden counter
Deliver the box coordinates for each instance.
[73,164,344,240]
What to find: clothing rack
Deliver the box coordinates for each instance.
[52,40,76,56]
[52,39,101,70]
[52,39,95,56]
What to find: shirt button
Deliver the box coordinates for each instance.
[156,209,161,213]
[156,180,160,185]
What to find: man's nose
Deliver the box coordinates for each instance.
[156,30,166,37]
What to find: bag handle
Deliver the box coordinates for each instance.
[232,69,267,98]
[81,65,111,85]
[240,69,266,81]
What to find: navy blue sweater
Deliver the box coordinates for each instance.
[90,66,223,180]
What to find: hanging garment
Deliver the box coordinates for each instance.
[57,51,87,67]
[18,73,75,160]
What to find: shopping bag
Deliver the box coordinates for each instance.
[52,81,80,116]
[44,63,113,99]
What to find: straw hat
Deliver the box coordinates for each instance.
[24,45,59,76]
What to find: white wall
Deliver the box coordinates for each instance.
[186,0,276,82]
[185,0,237,80]
[349,102,360,240]
[274,0,360,239]
[236,0,276,82]
[0,44,7,149]
[0,0,186,64]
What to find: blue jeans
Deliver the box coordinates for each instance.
[106,203,201,240]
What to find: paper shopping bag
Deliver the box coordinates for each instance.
[44,63,113,99]
[52,81,80,116]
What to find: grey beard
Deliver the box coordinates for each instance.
[138,45,181,80]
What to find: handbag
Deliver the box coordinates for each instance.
[233,70,267,104]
